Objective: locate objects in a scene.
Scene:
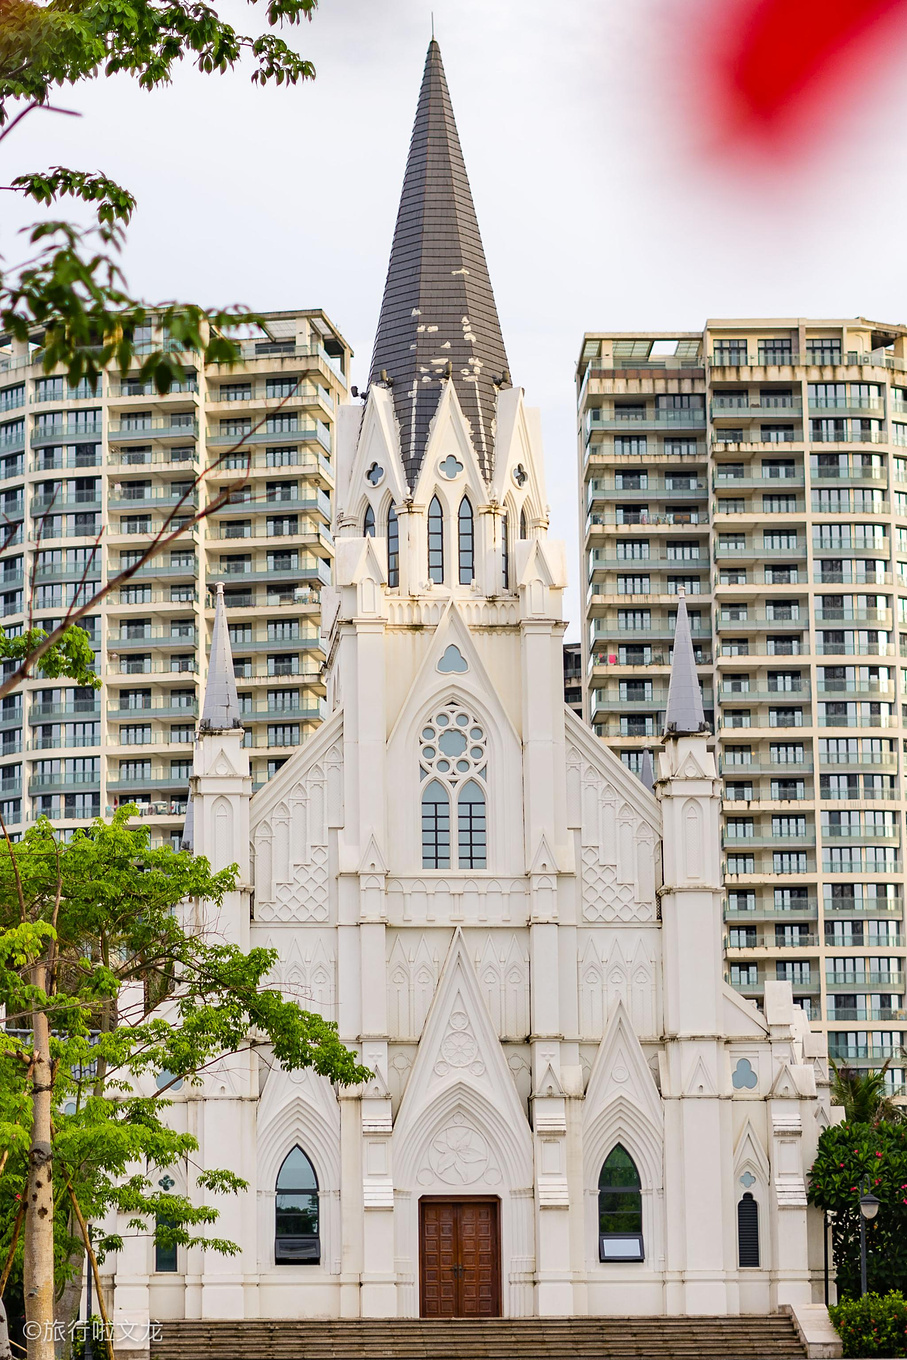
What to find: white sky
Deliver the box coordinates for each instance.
[6,0,907,639]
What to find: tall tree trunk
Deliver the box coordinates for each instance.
[24,964,55,1360]
[54,1246,84,1360]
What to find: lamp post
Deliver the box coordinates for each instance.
[858,1182,880,1298]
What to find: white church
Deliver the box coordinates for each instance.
[113,39,834,1330]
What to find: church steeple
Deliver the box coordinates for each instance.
[664,588,707,737]
[199,582,242,733]
[369,39,509,487]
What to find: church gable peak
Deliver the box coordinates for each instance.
[410,379,491,507]
[584,1000,662,1129]
[394,930,527,1138]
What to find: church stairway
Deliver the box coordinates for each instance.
[152,1315,808,1359]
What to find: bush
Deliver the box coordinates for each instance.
[830,1292,907,1358]
[808,1122,907,1298]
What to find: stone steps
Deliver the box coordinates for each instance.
[152,1315,807,1360]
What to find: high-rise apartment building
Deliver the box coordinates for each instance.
[0,309,350,847]
[577,317,907,1088]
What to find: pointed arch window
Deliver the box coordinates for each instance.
[275,1146,320,1264]
[520,507,528,540]
[598,1144,644,1261]
[387,505,399,587]
[421,779,450,869]
[363,504,376,537]
[501,511,509,591]
[428,496,444,583]
[458,496,474,585]
[457,780,486,868]
[737,1193,760,1267]
[154,1215,178,1273]
[420,704,488,869]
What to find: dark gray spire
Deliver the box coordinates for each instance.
[664,589,707,737]
[639,748,656,792]
[200,583,242,732]
[369,39,509,486]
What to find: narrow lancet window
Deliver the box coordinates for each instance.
[737,1193,760,1267]
[387,505,399,587]
[422,779,451,868]
[458,496,474,585]
[275,1146,320,1264]
[363,504,376,537]
[598,1145,644,1261]
[457,780,486,868]
[501,511,509,590]
[428,496,444,583]
[520,507,528,540]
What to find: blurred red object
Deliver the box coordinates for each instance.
[698,0,907,154]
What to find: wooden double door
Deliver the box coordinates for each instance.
[419,1197,502,1317]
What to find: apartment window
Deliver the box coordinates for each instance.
[772,780,805,800]
[727,854,755,874]
[715,434,744,448]
[723,746,752,765]
[119,725,151,744]
[721,640,750,656]
[268,724,300,747]
[119,759,151,780]
[268,690,300,711]
[773,816,807,837]
[716,463,744,480]
[664,437,698,455]
[618,610,650,630]
[665,542,700,561]
[727,891,756,911]
[774,852,808,873]
[614,403,645,420]
[770,708,802,728]
[758,338,792,364]
[730,964,759,986]
[726,819,754,839]
[764,531,798,549]
[220,416,252,436]
[721,570,747,585]
[267,515,298,536]
[618,576,650,595]
[268,550,298,572]
[771,744,804,764]
[763,494,797,513]
[614,435,647,455]
[171,725,194,743]
[713,340,748,364]
[267,446,297,467]
[807,338,841,364]
[668,577,701,595]
[221,382,251,401]
[170,690,195,708]
[618,646,651,665]
[725,784,753,801]
[761,426,794,444]
[617,540,650,560]
[266,413,298,434]
[122,515,151,534]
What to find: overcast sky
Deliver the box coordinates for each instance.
[6,0,907,639]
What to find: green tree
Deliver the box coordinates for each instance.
[0,811,369,1359]
[831,1061,904,1126]
[0,0,325,700]
[809,1121,907,1299]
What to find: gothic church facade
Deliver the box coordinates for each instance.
[112,40,831,1329]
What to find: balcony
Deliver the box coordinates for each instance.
[28,772,100,793]
[107,418,198,442]
[588,511,709,530]
[826,971,905,989]
[724,902,818,921]
[111,630,197,649]
[30,421,102,446]
[28,702,101,723]
[822,826,899,843]
[107,702,198,720]
[109,489,199,510]
[205,421,332,455]
[31,450,101,471]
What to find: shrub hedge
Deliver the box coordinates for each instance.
[830,1292,907,1358]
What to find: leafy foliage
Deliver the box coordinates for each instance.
[830,1292,907,1358]
[809,1122,907,1298]
[0,624,99,689]
[0,0,325,698]
[0,811,369,1297]
[831,1062,904,1126]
